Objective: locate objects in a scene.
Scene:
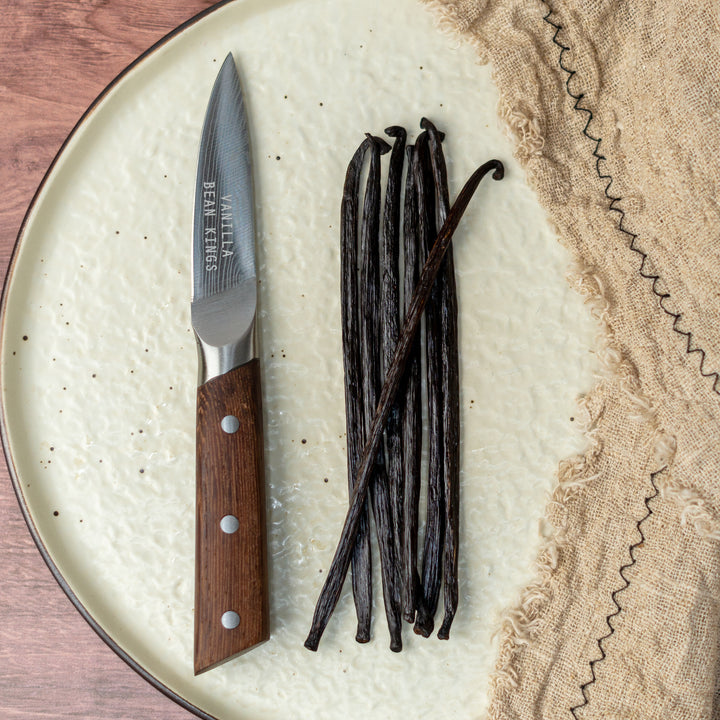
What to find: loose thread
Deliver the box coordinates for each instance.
[569,468,663,717]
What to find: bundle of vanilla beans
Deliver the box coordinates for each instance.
[305,119,503,652]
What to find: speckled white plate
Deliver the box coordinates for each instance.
[0,0,598,718]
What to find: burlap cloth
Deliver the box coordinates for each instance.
[421,0,720,717]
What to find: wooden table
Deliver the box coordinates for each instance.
[0,3,218,717]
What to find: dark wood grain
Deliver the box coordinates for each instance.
[194,359,269,674]
[0,1,219,718]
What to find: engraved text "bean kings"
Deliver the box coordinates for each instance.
[203,181,235,272]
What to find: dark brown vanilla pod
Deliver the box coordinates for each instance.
[422,118,460,639]
[359,135,402,652]
[437,278,460,641]
[340,136,373,643]
[413,131,445,638]
[400,145,422,624]
[305,158,504,652]
[381,125,407,613]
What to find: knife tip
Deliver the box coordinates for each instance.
[217,52,236,75]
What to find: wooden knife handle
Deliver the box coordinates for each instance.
[194,358,269,675]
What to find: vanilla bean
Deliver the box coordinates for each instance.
[400,145,423,623]
[414,131,445,638]
[359,135,402,652]
[340,136,373,642]
[305,158,504,651]
[381,125,406,613]
[422,118,460,639]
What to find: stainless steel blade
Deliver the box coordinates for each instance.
[192,53,256,383]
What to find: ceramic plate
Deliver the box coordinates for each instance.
[0,0,597,717]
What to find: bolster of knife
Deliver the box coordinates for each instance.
[194,357,269,675]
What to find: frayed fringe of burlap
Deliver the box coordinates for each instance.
[419,0,720,715]
[487,266,672,706]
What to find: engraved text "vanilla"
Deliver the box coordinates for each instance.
[220,195,234,259]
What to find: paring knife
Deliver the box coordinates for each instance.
[192,52,269,675]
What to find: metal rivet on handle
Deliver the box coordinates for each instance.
[220,515,240,534]
[221,611,240,630]
[221,414,240,434]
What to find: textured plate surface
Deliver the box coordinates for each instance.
[0,0,598,718]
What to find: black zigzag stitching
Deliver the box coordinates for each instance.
[541,1,720,396]
[569,469,662,717]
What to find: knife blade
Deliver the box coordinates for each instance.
[191,52,269,675]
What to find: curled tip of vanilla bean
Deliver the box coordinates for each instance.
[419,117,445,141]
[385,125,406,139]
[366,133,392,154]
